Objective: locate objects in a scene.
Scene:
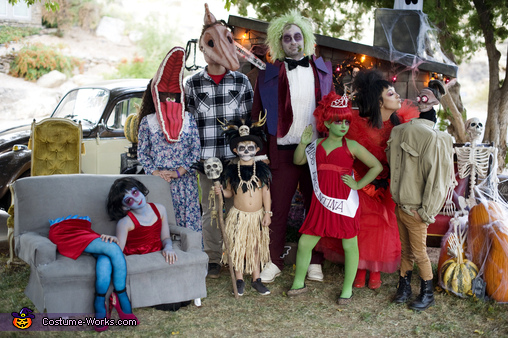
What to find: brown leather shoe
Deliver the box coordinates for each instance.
[287,285,308,297]
[337,294,353,305]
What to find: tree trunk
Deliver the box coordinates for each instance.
[441,79,466,143]
[474,0,508,172]
[435,16,467,143]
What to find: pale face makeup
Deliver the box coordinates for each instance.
[122,187,147,210]
[235,140,258,162]
[281,24,305,60]
[380,86,402,121]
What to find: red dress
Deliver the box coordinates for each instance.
[124,203,163,255]
[316,102,419,273]
[299,138,359,239]
[48,218,100,260]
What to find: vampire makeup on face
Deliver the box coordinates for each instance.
[122,188,147,210]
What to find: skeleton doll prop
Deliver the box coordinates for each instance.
[204,157,223,180]
[455,117,498,207]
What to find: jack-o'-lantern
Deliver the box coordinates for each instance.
[12,317,32,329]
[11,307,35,330]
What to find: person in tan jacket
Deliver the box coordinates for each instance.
[386,80,453,311]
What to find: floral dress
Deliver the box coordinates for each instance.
[138,112,202,232]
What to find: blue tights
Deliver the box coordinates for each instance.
[84,238,132,318]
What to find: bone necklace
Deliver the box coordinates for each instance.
[237,161,260,197]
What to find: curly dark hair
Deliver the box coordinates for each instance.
[107,177,150,221]
[352,70,401,129]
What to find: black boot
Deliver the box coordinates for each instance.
[409,277,435,311]
[393,271,412,304]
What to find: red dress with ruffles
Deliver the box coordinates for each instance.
[124,203,163,255]
[48,219,100,260]
[316,101,419,273]
[299,138,359,239]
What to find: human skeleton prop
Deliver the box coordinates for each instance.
[454,117,498,208]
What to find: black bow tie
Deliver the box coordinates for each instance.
[285,57,310,71]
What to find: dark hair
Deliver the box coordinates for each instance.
[107,177,149,221]
[137,79,155,132]
[352,70,401,129]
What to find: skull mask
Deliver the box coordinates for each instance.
[465,117,484,143]
[235,140,258,162]
[204,157,223,180]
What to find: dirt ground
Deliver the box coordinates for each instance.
[0,27,139,130]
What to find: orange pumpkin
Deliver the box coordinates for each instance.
[468,201,504,267]
[484,221,508,302]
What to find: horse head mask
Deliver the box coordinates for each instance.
[199,3,239,71]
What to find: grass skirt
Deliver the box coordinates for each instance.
[221,206,270,274]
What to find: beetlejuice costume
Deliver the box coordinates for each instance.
[137,46,202,232]
[185,5,254,270]
[251,10,334,273]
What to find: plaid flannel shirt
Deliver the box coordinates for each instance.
[185,68,253,160]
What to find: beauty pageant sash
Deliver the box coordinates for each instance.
[305,140,359,218]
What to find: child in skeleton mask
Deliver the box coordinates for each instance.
[214,118,272,296]
[288,92,382,304]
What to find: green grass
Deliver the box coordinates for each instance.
[2,250,508,336]
[0,26,40,44]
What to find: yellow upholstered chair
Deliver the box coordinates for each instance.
[28,117,85,176]
[7,118,85,265]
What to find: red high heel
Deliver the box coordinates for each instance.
[94,293,111,332]
[110,289,139,325]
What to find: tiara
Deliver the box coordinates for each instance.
[330,94,349,108]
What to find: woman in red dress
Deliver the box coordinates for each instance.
[287,92,382,304]
[316,70,418,289]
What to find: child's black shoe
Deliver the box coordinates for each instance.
[251,278,270,295]
[234,279,245,296]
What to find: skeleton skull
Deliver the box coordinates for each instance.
[204,157,223,180]
[239,125,250,137]
[465,117,484,143]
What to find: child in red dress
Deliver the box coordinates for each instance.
[287,92,382,305]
